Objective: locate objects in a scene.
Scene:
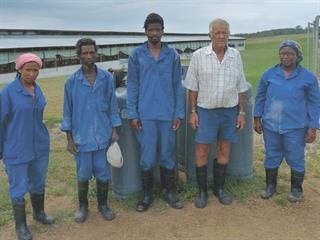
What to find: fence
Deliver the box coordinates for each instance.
[307,15,319,77]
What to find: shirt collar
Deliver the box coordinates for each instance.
[142,41,170,60]
[14,75,39,95]
[77,65,106,89]
[275,64,302,79]
[205,44,229,56]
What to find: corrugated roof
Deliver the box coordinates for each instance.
[0,34,245,49]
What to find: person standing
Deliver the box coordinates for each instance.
[0,53,54,240]
[254,40,320,202]
[127,13,185,212]
[61,38,121,222]
[183,18,248,208]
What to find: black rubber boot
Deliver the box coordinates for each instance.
[213,159,232,205]
[96,180,115,221]
[195,165,208,208]
[74,181,89,223]
[30,192,55,224]
[288,170,304,203]
[136,170,153,212]
[13,201,32,240]
[160,167,184,209]
[260,168,278,199]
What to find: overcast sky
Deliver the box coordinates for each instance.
[0,0,319,34]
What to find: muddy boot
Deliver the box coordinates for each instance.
[260,168,278,199]
[13,201,32,240]
[213,159,232,205]
[74,181,89,223]
[136,170,153,212]
[160,167,183,209]
[96,180,115,221]
[195,165,208,208]
[30,192,55,225]
[288,170,304,203]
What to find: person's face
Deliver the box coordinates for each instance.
[209,23,229,50]
[145,23,163,45]
[79,45,97,69]
[19,62,40,86]
[279,46,298,68]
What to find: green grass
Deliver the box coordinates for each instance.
[241,34,309,95]
[0,169,12,226]
[0,33,319,227]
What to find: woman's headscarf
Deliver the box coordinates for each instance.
[15,53,43,70]
[279,40,303,63]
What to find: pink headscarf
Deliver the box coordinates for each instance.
[15,53,43,70]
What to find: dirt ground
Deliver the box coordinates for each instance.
[1,183,320,240]
[1,132,320,240]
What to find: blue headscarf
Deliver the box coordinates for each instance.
[279,40,303,63]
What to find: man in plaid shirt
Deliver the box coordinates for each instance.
[183,18,247,208]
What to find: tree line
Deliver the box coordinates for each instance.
[234,26,308,38]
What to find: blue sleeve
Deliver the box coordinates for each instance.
[0,90,10,158]
[253,72,269,117]
[126,52,140,120]
[173,54,185,119]
[306,76,320,128]
[108,77,122,127]
[61,79,72,132]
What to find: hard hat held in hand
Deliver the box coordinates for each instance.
[106,141,123,168]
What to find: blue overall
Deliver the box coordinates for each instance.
[61,66,121,181]
[254,64,320,172]
[0,76,50,204]
[127,42,185,171]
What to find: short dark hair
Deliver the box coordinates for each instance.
[144,13,164,30]
[75,38,97,55]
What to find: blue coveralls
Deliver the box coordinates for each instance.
[254,64,320,172]
[61,66,121,181]
[127,42,185,170]
[0,76,50,204]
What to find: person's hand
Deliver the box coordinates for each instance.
[189,112,199,130]
[130,119,142,131]
[67,140,79,155]
[172,118,182,131]
[254,117,263,134]
[111,128,119,143]
[236,115,245,130]
[305,128,317,143]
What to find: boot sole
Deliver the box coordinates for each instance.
[74,211,88,223]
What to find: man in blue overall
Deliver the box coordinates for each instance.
[61,38,121,222]
[127,13,185,212]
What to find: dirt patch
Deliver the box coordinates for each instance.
[1,131,320,240]
[1,185,320,240]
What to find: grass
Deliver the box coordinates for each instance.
[241,34,309,95]
[1,33,320,228]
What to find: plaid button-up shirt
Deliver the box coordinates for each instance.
[183,45,247,109]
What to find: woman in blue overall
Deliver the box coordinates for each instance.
[254,40,320,202]
[0,53,54,240]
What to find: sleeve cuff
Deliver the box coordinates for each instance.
[175,113,185,119]
[182,81,198,91]
[309,121,320,129]
[111,115,122,127]
[60,118,71,132]
[127,111,139,120]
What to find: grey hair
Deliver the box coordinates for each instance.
[209,18,230,34]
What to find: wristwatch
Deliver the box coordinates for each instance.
[238,111,246,116]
